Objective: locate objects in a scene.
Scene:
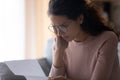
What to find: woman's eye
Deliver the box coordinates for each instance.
[60,24,66,28]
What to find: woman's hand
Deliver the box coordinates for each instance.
[54,36,68,52]
[48,76,66,80]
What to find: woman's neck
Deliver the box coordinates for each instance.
[74,31,90,42]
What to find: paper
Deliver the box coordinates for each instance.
[5,59,46,77]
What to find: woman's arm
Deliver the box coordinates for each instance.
[49,36,68,77]
[91,35,118,80]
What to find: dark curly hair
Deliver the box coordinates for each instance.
[48,0,118,36]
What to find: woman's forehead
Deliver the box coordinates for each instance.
[50,15,69,25]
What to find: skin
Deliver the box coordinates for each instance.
[49,15,90,80]
[50,15,88,42]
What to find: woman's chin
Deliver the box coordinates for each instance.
[62,35,73,42]
[63,37,72,42]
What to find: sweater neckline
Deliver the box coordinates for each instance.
[72,35,94,45]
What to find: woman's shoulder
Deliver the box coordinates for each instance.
[99,31,118,40]
[68,31,118,47]
[94,31,119,45]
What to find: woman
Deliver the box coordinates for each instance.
[48,0,120,80]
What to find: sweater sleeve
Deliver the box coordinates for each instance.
[49,64,65,77]
[91,35,118,80]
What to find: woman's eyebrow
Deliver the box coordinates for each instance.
[53,21,67,27]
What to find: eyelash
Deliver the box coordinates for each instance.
[61,24,68,28]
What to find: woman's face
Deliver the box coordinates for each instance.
[49,15,84,42]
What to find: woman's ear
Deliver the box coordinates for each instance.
[77,15,84,24]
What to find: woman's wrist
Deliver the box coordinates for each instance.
[52,63,64,68]
[53,50,65,68]
[53,57,64,68]
[54,49,65,54]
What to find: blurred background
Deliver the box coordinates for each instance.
[0,0,120,62]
